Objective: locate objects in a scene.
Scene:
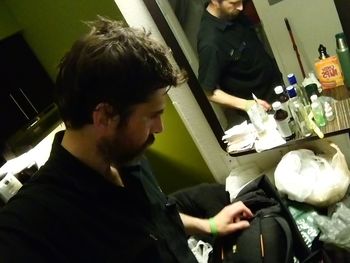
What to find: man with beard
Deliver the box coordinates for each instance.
[197,0,283,126]
[0,17,252,262]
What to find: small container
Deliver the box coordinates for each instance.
[324,102,335,122]
[274,85,295,133]
[246,103,266,135]
[287,73,309,105]
[310,95,326,127]
[274,85,291,115]
[272,101,295,140]
[304,83,319,103]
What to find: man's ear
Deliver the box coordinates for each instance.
[211,0,219,7]
[92,103,120,130]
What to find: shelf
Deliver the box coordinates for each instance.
[228,96,350,157]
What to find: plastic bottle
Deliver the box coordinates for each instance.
[287,73,309,105]
[310,95,326,127]
[324,102,335,122]
[272,101,295,140]
[336,32,350,88]
[286,85,312,137]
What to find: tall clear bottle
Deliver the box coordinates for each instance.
[286,85,312,137]
[287,73,309,105]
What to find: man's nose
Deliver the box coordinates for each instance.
[152,117,164,134]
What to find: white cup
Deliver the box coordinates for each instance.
[246,103,267,134]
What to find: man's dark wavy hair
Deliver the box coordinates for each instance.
[55,16,185,129]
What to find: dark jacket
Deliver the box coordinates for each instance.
[0,131,197,263]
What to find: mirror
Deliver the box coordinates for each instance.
[143,0,227,150]
[142,0,345,152]
[163,0,277,130]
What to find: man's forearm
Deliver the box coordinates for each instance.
[207,88,247,110]
[207,88,271,111]
[179,213,210,236]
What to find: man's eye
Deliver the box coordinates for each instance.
[152,114,161,119]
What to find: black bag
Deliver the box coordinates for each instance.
[302,234,350,263]
[211,175,310,263]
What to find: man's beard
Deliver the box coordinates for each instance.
[98,133,155,167]
[219,8,240,21]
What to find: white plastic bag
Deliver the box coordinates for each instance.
[187,237,212,263]
[274,143,350,207]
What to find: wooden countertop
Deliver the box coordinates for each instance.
[319,85,350,133]
[323,85,350,100]
[321,91,350,136]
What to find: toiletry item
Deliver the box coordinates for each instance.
[274,85,291,116]
[302,72,323,94]
[314,44,344,89]
[287,86,312,137]
[246,94,268,135]
[246,103,266,135]
[272,101,295,140]
[308,72,322,93]
[324,102,335,122]
[287,73,308,105]
[336,33,350,88]
[274,85,295,132]
[310,95,326,127]
[252,93,268,122]
[304,83,319,103]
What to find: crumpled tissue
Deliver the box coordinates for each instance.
[223,121,256,153]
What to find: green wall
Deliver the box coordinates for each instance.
[4,0,124,79]
[147,96,215,193]
[0,1,20,39]
[2,0,214,193]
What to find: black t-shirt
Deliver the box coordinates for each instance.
[197,10,282,101]
[0,131,197,263]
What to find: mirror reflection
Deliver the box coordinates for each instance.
[168,0,283,130]
[155,0,344,130]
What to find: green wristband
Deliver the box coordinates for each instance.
[209,217,218,236]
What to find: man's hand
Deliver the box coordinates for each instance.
[180,201,253,236]
[257,99,271,111]
[210,201,253,236]
[245,99,271,112]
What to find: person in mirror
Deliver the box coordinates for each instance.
[197,0,283,126]
[0,16,253,262]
